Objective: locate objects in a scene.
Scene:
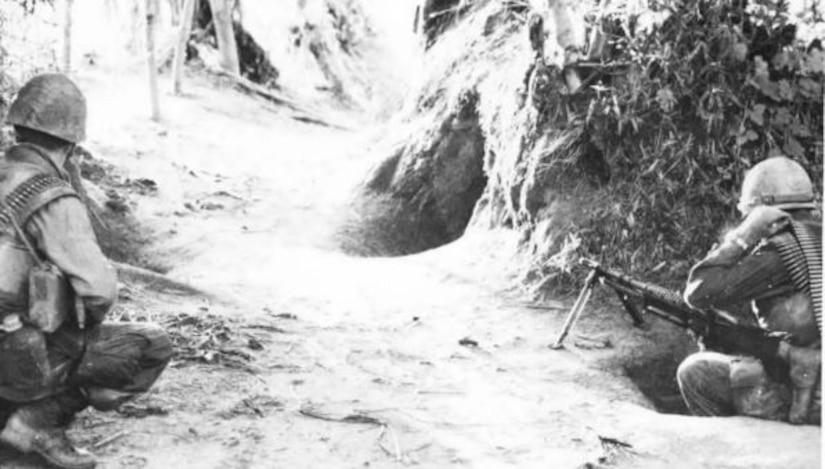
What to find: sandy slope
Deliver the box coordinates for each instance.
[0,67,818,469]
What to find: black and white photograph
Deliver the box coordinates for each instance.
[0,0,822,467]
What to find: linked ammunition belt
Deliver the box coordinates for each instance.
[775,221,823,335]
[0,174,77,227]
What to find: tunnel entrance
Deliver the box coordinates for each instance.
[624,352,691,415]
[590,307,698,416]
[336,90,488,257]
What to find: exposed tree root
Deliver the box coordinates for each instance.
[214,70,350,130]
[114,261,211,298]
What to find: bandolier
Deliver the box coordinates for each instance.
[774,220,823,335]
[0,151,80,320]
[2,173,78,229]
[0,159,83,403]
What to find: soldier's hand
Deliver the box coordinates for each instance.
[725,206,789,250]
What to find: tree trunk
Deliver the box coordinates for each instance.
[168,0,181,24]
[208,0,240,76]
[62,0,73,73]
[172,0,197,94]
[145,0,161,121]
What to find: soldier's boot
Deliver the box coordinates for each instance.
[82,387,137,411]
[0,391,96,469]
[782,344,821,424]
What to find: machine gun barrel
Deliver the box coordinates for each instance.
[580,259,686,310]
[552,259,782,368]
[554,259,710,347]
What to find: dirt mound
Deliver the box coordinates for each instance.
[333,0,822,422]
[335,1,527,256]
[336,90,486,256]
[334,0,596,258]
[337,0,823,285]
[479,0,824,292]
[241,0,414,118]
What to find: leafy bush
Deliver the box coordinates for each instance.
[0,0,59,119]
[0,0,64,149]
[529,0,823,289]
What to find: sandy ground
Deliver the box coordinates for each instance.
[0,67,820,469]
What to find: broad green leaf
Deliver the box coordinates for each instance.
[747,104,765,126]
[751,76,781,101]
[773,107,792,127]
[791,122,812,138]
[803,49,825,75]
[783,137,806,159]
[656,88,676,112]
[772,51,790,71]
[798,78,822,99]
[732,43,748,62]
[778,80,795,101]
[754,55,769,78]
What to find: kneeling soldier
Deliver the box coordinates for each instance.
[0,74,173,468]
[679,156,821,425]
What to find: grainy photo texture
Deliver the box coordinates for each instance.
[0,0,822,468]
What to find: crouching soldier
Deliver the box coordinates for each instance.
[678,156,821,425]
[0,74,173,468]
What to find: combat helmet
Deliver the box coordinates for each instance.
[737,156,817,216]
[6,73,86,143]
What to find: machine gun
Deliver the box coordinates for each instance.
[551,259,784,366]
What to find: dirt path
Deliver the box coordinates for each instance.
[2,69,818,469]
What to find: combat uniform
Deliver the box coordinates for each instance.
[678,192,821,424]
[0,142,173,416]
[0,73,172,468]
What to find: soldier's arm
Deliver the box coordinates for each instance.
[684,240,794,309]
[26,196,117,324]
[684,205,796,309]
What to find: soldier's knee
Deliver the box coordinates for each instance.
[677,354,705,389]
[142,325,173,364]
[677,352,731,392]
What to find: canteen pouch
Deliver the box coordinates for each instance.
[1,173,83,334]
[2,197,72,333]
[28,262,70,333]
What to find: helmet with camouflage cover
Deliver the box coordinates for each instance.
[737,156,816,216]
[6,73,86,143]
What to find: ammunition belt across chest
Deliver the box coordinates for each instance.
[774,221,823,335]
[0,173,77,226]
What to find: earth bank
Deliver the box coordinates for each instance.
[41,66,816,469]
[0,0,821,468]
